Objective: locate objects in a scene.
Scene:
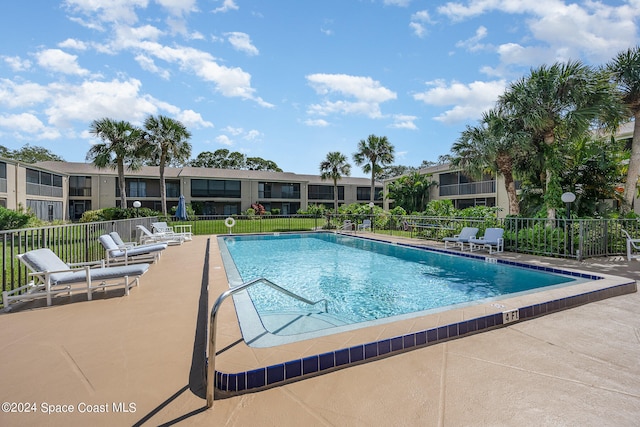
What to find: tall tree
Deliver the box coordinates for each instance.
[143,115,192,215]
[450,109,529,215]
[498,61,622,219]
[11,144,64,163]
[607,45,640,212]
[87,118,144,208]
[320,152,351,212]
[353,134,395,203]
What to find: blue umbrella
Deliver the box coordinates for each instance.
[175,194,188,220]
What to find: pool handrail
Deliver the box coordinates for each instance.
[207,277,328,407]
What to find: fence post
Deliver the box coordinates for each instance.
[578,220,584,261]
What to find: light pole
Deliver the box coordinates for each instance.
[133,200,141,218]
[561,192,576,220]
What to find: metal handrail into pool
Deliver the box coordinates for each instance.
[207,277,328,407]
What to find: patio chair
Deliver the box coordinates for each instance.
[469,228,505,254]
[340,220,354,232]
[442,227,479,251]
[152,221,192,241]
[136,225,185,246]
[99,234,167,266]
[621,229,640,261]
[109,231,167,251]
[3,248,149,311]
[357,219,372,231]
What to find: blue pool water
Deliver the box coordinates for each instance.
[220,233,582,335]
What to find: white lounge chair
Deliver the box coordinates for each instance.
[3,248,149,310]
[99,234,167,266]
[443,227,479,250]
[109,231,166,251]
[152,221,192,241]
[136,225,185,245]
[340,220,354,232]
[357,219,372,231]
[469,228,505,254]
[621,229,640,261]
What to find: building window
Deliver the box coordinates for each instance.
[128,180,147,197]
[69,176,92,196]
[308,185,343,200]
[25,168,63,197]
[166,180,180,197]
[191,179,241,198]
[0,162,6,179]
[356,187,383,201]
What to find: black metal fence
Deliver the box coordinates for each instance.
[2,214,638,308]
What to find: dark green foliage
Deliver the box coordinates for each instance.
[0,207,34,230]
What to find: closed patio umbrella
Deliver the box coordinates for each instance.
[175,195,188,220]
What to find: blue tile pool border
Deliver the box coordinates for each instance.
[214,279,637,397]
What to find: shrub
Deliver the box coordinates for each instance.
[0,206,34,230]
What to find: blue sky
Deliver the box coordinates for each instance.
[0,1,639,177]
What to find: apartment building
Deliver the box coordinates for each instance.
[0,158,67,221]
[9,161,383,221]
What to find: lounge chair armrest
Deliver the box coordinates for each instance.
[68,260,105,268]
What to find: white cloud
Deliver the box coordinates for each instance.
[36,49,90,76]
[244,130,261,141]
[3,56,31,72]
[63,0,148,25]
[156,0,197,17]
[390,114,418,130]
[212,0,239,14]
[58,38,88,50]
[222,126,244,136]
[439,0,640,64]
[413,79,506,124]
[135,54,171,79]
[0,113,61,140]
[226,32,259,56]
[215,134,233,145]
[176,109,214,129]
[384,0,412,6]
[456,26,489,52]
[0,79,51,108]
[306,74,397,119]
[410,10,433,38]
[304,119,329,127]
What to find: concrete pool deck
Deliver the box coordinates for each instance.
[1,234,639,426]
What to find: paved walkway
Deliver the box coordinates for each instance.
[0,234,639,426]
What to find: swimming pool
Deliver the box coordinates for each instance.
[219,232,591,346]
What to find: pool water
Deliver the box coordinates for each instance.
[220,233,581,333]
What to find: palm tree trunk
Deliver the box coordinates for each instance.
[333,178,338,212]
[623,115,640,212]
[370,169,375,203]
[117,160,127,208]
[159,159,167,216]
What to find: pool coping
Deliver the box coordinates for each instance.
[213,232,637,398]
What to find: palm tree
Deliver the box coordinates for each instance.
[607,45,640,211]
[386,171,435,213]
[143,115,192,215]
[498,61,622,219]
[353,134,395,203]
[87,118,144,208]
[450,108,530,215]
[320,152,351,212]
